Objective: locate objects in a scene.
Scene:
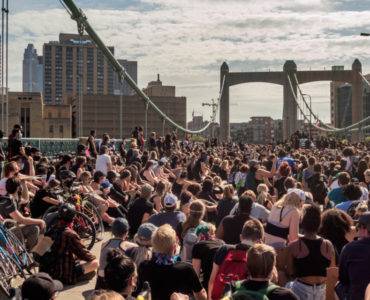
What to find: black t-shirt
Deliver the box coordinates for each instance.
[214,243,250,266]
[127,198,154,236]
[137,259,203,300]
[0,196,16,218]
[216,198,238,227]
[220,214,251,245]
[192,239,224,289]
[30,189,56,218]
[236,280,298,300]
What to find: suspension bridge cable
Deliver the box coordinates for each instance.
[60,0,223,135]
[293,74,336,130]
[292,73,370,132]
[287,75,369,133]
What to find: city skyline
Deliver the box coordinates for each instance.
[9,0,370,123]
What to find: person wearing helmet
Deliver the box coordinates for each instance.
[40,203,98,285]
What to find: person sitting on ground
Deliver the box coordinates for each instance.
[126,223,157,267]
[229,190,270,223]
[265,190,302,249]
[176,200,206,262]
[335,183,363,215]
[326,171,351,206]
[0,178,45,250]
[217,195,253,245]
[286,204,335,300]
[137,224,207,300]
[208,219,265,299]
[191,223,224,292]
[127,184,155,238]
[229,244,298,300]
[103,249,137,300]
[30,179,62,219]
[40,204,98,285]
[21,272,63,300]
[96,217,136,289]
[148,193,186,230]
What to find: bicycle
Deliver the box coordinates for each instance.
[0,223,36,296]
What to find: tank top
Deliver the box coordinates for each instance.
[293,238,331,278]
[265,206,290,240]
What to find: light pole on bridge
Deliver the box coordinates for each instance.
[302,93,312,141]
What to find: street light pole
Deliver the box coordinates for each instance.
[302,93,312,141]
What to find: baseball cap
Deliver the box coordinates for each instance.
[164,193,178,208]
[112,218,129,237]
[21,272,63,300]
[358,212,370,231]
[135,223,157,246]
[101,179,112,190]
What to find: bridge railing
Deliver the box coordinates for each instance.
[1,137,133,157]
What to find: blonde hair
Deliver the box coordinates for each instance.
[256,184,268,205]
[152,224,177,255]
[276,192,302,209]
[221,160,229,170]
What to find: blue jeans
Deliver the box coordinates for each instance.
[286,280,326,300]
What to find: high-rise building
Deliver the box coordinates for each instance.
[22,44,43,93]
[335,83,352,128]
[114,59,138,96]
[43,33,115,105]
[330,65,345,126]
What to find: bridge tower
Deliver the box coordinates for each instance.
[283,60,298,140]
[351,59,363,140]
[220,61,230,141]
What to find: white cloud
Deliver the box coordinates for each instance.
[7,0,370,123]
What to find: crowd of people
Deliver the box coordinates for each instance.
[0,124,370,300]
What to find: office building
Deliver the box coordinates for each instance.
[330,66,345,126]
[250,117,274,144]
[6,92,72,138]
[114,59,138,95]
[22,44,43,93]
[43,33,115,104]
[72,76,186,137]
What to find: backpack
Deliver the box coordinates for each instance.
[212,249,248,300]
[232,281,279,300]
[180,227,198,262]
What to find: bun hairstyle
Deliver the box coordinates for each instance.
[104,249,136,293]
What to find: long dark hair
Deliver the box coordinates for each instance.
[104,249,136,294]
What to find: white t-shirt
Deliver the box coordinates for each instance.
[95,154,112,175]
[0,178,7,196]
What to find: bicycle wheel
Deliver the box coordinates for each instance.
[0,249,20,296]
[4,228,36,274]
[73,211,96,250]
[81,200,104,241]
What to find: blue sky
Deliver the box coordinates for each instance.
[9,0,370,123]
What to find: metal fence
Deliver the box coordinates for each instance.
[1,138,133,157]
